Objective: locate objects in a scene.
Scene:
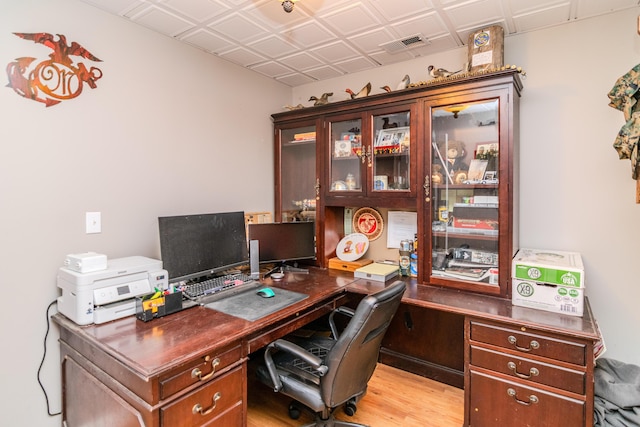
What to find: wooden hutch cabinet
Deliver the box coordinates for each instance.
[272,70,521,296]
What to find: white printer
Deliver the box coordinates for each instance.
[57,256,168,325]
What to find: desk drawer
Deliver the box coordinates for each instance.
[470,321,586,365]
[470,346,585,394]
[160,345,242,399]
[469,370,585,427]
[161,364,244,426]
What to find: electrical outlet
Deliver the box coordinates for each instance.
[86,212,101,234]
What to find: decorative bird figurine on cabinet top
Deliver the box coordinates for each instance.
[283,104,305,111]
[345,82,371,99]
[380,85,392,93]
[396,74,410,90]
[428,65,461,79]
[308,92,333,106]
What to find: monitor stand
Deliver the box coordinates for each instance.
[265,262,309,277]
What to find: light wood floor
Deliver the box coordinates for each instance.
[247,361,464,427]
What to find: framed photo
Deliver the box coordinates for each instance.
[467,159,488,181]
[334,140,351,157]
[475,142,498,159]
[375,126,409,154]
[483,171,497,180]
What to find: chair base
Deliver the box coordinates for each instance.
[300,415,368,427]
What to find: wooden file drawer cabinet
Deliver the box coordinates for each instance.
[465,318,594,427]
[161,364,244,426]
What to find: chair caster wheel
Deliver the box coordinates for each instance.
[344,401,357,416]
[288,402,301,420]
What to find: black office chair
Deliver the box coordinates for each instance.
[256,280,406,427]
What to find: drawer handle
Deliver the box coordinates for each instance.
[507,388,539,406]
[192,391,221,416]
[507,361,539,379]
[191,356,221,381]
[507,335,540,352]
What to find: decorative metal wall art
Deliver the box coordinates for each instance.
[6,32,103,107]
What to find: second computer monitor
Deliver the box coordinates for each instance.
[247,221,315,264]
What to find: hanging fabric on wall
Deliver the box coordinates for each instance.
[608,64,640,202]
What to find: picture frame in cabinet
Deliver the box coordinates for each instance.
[374,127,409,155]
[334,139,352,158]
[467,159,488,181]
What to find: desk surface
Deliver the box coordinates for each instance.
[53,268,354,379]
[54,267,599,380]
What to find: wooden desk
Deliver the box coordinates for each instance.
[55,270,600,427]
[347,280,601,427]
[53,269,352,427]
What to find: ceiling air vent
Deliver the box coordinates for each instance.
[380,34,429,54]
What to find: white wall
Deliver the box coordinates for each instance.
[293,8,640,368]
[0,1,289,425]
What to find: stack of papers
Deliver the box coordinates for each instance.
[354,262,399,282]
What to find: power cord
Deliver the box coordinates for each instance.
[37,299,61,417]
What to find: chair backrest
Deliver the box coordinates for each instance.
[320,281,406,407]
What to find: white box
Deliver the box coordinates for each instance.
[512,279,584,316]
[512,248,585,317]
[512,248,584,288]
[64,252,107,273]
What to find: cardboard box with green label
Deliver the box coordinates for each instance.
[511,248,585,317]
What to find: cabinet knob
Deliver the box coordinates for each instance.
[315,178,320,200]
[507,335,540,352]
[507,361,539,379]
[192,391,222,416]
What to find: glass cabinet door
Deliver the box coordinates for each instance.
[429,99,501,289]
[329,117,363,193]
[278,125,317,222]
[371,110,411,192]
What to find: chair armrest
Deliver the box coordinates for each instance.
[329,306,355,339]
[263,339,328,392]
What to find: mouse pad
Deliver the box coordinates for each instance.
[204,287,308,322]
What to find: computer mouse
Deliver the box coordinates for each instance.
[257,287,275,298]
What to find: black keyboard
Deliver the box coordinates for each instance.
[183,273,255,300]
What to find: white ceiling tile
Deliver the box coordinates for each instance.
[80,0,144,15]
[508,0,569,15]
[369,50,418,66]
[180,29,235,52]
[333,56,378,74]
[391,12,450,39]
[444,0,504,30]
[278,52,325,70]
[249,60,295,77]
[304,65,345,81]
[310,41,360,63]
[276,73,317,87]
[512,4,571,32]
[129,5,195,36]
[161,0,230,22]
[319,2,382,37]
[348,28,399,54]
[217,47,266,66]
[280,21,338,49]
[368,0,433,21]
[208,13,269,43]
[248,35,299,58]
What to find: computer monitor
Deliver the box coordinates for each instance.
[158,211,248,283]
[247,222,315,267]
